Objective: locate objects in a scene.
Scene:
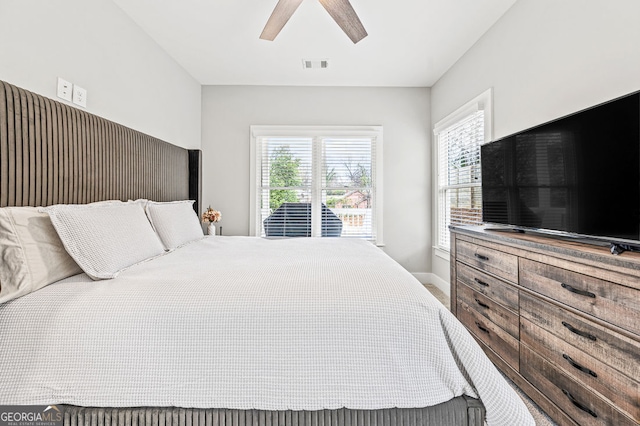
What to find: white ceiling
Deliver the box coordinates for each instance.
[112,0,517,87]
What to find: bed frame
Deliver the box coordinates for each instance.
[0,80,485,426]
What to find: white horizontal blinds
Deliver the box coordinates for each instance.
[322,138,375,239]
[258,137,313,237]
[256,134,377,239]
[438,110,484,249]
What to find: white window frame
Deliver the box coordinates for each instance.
[433,89,493,254]
[250,125,384,245]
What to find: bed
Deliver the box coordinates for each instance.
[0,80,534,426]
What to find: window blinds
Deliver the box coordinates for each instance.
[437,110,484,249]
[257,136,376,240]
[258,137,313,237]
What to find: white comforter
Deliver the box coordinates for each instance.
[0,237,533,426]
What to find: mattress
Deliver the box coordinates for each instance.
[0,237,534,426]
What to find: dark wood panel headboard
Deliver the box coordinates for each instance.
[0,80,201,213]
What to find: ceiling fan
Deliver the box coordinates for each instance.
[260,0,368,44]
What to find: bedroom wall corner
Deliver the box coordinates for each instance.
[201,85,433,276]
[413,273,449,297]
[429,0,640,286]
[0,0,201,150]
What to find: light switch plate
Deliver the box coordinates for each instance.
[72,85,87,108]
[57,77,72,102]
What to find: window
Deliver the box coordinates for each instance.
[250,126,383,245]
[434,89,492,251]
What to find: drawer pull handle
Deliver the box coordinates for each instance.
[562,354,598,378]
[562,321,597,341]
[474,278,489,287]
[562,389,598,418]
[474,253,489,261]
[475,299,490,309]
[475,321,490,334]
[561,283,596,299]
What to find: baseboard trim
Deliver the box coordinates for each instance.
[412,273,450,297]
[412,273,430,284]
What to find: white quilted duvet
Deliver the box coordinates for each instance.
[0,237,533,426]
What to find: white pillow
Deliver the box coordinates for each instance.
[44,202,165,280]
[0,207,83,304]
[145,200,204,250]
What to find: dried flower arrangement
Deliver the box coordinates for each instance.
[202,206,221,223]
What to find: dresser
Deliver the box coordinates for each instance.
[450,226,640,426]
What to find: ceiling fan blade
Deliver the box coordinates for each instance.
[318,0,368,44]
[260,0,304,41]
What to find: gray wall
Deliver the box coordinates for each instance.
[430,0,640,290]
[0,0,201,149]
[201,86,432,277]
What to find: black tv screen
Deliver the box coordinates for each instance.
[481,91,640,243]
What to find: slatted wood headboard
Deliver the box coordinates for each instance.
[0,80,201,212]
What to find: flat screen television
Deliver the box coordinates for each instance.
[481,91,640,247]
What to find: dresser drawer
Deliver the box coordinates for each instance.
[456,239,518,283]
[521,317,639,422]
[457,282,519,339]
[520,258,640,335]
[521,291,640,381]
[456,262,519,311]
[457,298,519,370]
[521,344,636,425]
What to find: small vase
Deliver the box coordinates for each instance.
[207,223,216,236]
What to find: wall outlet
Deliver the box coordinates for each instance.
[57,77,73,102]
[72,85,87,108]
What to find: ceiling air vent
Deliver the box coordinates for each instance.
[303,59,329,69]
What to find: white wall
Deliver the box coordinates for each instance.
[0,0,201,149]
[430,0,640,288]
[202,86,431,275]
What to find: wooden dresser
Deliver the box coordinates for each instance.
[450,226,640,426]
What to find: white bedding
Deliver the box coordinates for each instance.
[0,237,533,426]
